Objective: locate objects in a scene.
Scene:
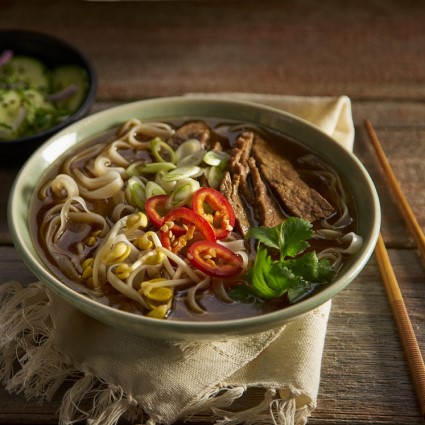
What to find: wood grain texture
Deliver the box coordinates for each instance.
[2,0,425,100]
[1,1,425,424]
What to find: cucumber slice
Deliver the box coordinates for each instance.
[0,90,22,139]
[0,56,50,92]
[52,65,88,112]
[22,89,54,122]
[0,90,21,123]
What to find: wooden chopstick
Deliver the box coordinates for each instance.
[365,119,425,263]
[374,234,425,417]
[366,120,425,416]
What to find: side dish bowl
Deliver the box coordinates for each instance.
[0,29,97,158]
[8,96,381,340]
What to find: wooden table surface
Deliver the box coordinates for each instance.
[1,1,425,424]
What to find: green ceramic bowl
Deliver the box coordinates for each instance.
[7,96,380,340]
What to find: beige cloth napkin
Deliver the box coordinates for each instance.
[0,94,354,425]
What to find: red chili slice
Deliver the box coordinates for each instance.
[160,207,216,253]
[145,195,170,229]
[188,240,243,278]
[192,187,235,239]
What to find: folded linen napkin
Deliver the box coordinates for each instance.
[0,94,354,425]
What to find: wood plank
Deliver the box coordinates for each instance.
[2,1,425,100]
[354,124,425,249]
[0,246,38,284]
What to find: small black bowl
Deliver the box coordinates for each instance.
[0,29,97,163]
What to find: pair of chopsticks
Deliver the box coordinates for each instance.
[365,120,425,418]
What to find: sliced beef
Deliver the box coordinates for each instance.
[219,131,256,235]
[252,134,334,222]
[219,171,252,236]
[234,131,253,165]
[230,131,285,228]
[168,121,211,150]
[248,157,284,227]
[229,131,254,205]
[220,129,335,233]
[211,140,223,151]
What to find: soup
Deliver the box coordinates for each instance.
[30,117,362,321]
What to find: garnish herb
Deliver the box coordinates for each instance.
[234,217,335,303]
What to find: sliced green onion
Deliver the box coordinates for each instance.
[145,181,167,199]
[175,139,202,162]
[126,176,146,209]
[205,166,225,189]
[162,165,202,182]
[140,162,176,174]
[126,160,146,177]
[150,137,177,164]
[203,150,230,166]
[177,150,206,167]
[166,178,200,209]
[155,171,176,193]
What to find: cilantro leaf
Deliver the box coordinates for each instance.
[246,217,313,260]
[227,284,256,303]
[283,251,335,283]
[243,217,335,303]
[250,247,281,299]
[279,217,313,258]
[246,224,283,251]
[287,280,312,303]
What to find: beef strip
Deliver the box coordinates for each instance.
[168,121,211,150]
[219,171,252,236]
[219,131,256,235]
[248,157,285,227]
[252,134,335,222]
[230,132,254,205]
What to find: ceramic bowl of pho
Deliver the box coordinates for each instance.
[8,96,380,340]
[0,30,97,160]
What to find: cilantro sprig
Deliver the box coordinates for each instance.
[234,217,335,304]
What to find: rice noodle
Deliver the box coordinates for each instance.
[186,277,211,314]
[111,203,136,222]
[299,154,353,230]
[218,239,246,252]
[62,143,104,176]
[317,231,363,270]
[156,246,203,283]
[117,118,142,137]
[121,121,175,149]
[50,174,80,199]
[107,140,132,167]
[213,278,234,303]
[73,169,124,199]
[92,155,127,177]
[314,229,342,240]
[140,278,193,290]
[107,265,150,309]
[56,196,108,240]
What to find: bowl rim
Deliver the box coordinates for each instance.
[0,28,97,145]
[8,95,381,339]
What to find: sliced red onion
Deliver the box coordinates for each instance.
[48,84,78,102]
[0,50,13,67]
[12,106,27,131]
